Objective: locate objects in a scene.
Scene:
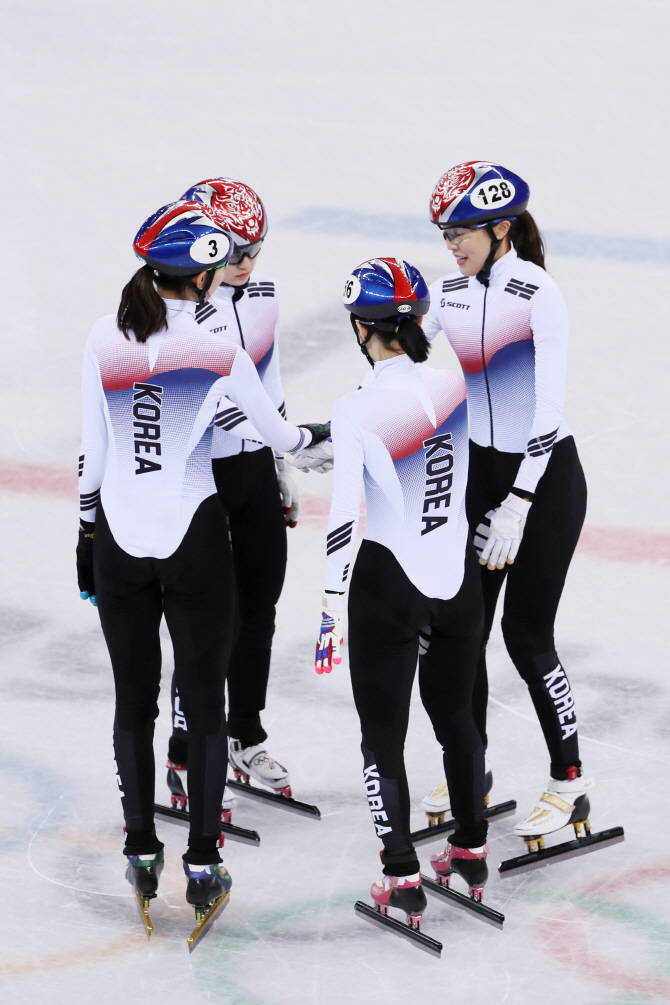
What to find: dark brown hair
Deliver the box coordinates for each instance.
[358,316,431,363]
[508,211,546,270]
[117,265,209,343]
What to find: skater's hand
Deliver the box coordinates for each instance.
[276,459,300,528]
[76,520,97,606]
[315,594,344,674]
[479,493,531,570]
[291,439,334,474]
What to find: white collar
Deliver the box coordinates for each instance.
[370,354,415,379]
[488,246,518,282]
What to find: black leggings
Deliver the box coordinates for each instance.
[348,541,487,876]
[467,437,587,779]
[95,495,235,863]
[168,447,287,761]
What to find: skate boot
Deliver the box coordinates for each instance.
[168,759,236,823]
[370,873,427,930]
[229,740,291,797]
[184,861,233,951]
[167,759,188,811]
[125,849,164,936]
[421,757,493,826]
[430,843,489,901]
[221,786,235,825]
[514,774,595,852]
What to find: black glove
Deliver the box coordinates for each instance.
[76,520,97,606]
[298,421,331,446]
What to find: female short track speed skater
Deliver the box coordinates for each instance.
[161,178,331,818]
[421,161,592,852]
[75,199,329,938]
[315,258,489,938]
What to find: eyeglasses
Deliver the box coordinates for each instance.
[439,217,515,242]
[227,240,264,265]
[439,223,489,243]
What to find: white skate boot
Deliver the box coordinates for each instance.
[421,757,493,826]
[514,775,595,852]
[229,741,291,797]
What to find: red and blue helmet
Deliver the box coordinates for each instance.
[430,161,530,230]
[342,258,430,320]
[180,177,268,248]
[133,200,233,275]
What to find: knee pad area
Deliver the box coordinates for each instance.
[178,692,225,737]
[114,702,159,733]
[501,616,555,682]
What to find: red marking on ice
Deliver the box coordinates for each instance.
[0,466,668,569]
[576,525,670,565]
[540,864,670,999]
[0,462,78,499]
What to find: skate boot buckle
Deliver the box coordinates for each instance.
[234,769,250,784]
[275,785,293,799]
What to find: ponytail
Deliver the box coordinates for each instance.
[394,317,430,362]
[509,211,546,270]
[117,265,167,343]
[354,315,431,363]
[117,265,209,343]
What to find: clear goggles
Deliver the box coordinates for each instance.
[439,219,514,242]
[227,239,264,265]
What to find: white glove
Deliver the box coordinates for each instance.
[315,593,344,674]
[479,492,532,570]
[276,458,300,528]
[291,439,334,474]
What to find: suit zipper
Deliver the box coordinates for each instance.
[232,299,246,451]
[480,287,494,447]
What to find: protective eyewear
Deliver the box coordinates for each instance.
[227,240,264,265]
[439,218,514,242]
[439,223,490,242]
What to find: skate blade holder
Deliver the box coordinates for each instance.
[499,821,625,876]
[187,893,230,953]
[411,800,517,846]
[354,901,442,957]
[421,873,504,929]
[154,803,261,847]
[226,777,321,819]
[133,891,154,939]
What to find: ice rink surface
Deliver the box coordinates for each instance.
[1,2,669,1002]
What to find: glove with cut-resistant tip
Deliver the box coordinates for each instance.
[480,493,532,570]
[315,594,344,674]
[276,458,300,528]
[76,520,97,606]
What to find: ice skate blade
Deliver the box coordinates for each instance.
[421,874,504,929]
[226,779,321,819]
[499,826,625,876]
[153,803,261,846]
[411,800,517,846]
[133,890,154,938]
[187,893,230,953]
[354,901,442,957]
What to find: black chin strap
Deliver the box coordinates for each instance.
[476,224,502,288]
[188,269,216,304]
[350,315,375,366]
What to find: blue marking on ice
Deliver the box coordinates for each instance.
[279,207,670,265]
